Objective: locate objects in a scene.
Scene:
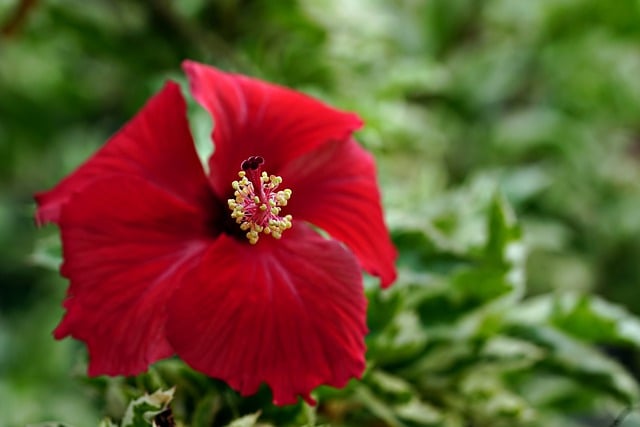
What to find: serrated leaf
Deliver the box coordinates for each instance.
[486,192,522,262]
[400,339,475,378]
[368,311,428,365]
[460,367,536,423]
[507,324,639,404]
[505,294,554,324]
[551,293,640,347]
[391,228,472,275]
[481,335,546,370]
[415,267,515,328]
[414,194,525,327]
[451,266,516,304]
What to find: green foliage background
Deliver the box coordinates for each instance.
[1,0,640,426]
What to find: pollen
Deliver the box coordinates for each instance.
[228,157,293,244]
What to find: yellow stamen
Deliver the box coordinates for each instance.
[227,160,293,244]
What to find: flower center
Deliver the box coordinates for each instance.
[227,156,293,245]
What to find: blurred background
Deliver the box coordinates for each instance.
[1,0,640,426]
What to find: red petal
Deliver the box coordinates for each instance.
[282,138,397,287]
[35,82,213,225]
[167,224,367,405]
[55,176,212,376]
[182,60,363,198]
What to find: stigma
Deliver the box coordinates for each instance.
[227,156,293,245]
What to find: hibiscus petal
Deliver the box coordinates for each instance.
[166,224,367,405]
[182,60,363,198]
[281,138,397,287]
[35,81,213,225]
[55,175,213,376]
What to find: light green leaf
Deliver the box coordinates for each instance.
[508,324,639,404]
[354,384,405,427]
[121,388,174,427]
[367,370,414,402]
[486,192,522,262]
[30,233,62,270]
[551,292,640,346]
[187,96,214,174]
[400,339,474,377]
[460,367,536,423]
[224,411,261,427]
[368,311,428,365]
[481,335,546,369]
[394,397,442,425]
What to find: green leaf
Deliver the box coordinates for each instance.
[366,285,404,335]
[481,335,546,369]
[367,311,428,365]
[191,393,220,427]
[26,424,75,427]
[186,94,214,174]
[224,411,261,427]
[551,292,640,346]
[400,339,475,378]
[367,370,414,402]
[391,228,473,275]
[507,324,639,404]
[394,397,442,425]
[459,367,536,423]
[353,384,405,427]
[121,388,175,427]
[485,192,522,264]
[413,193,526,327]
[30,233,62,270]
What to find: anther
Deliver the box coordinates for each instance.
[228,157,293,244]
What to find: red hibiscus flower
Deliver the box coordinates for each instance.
[35,60,397,405]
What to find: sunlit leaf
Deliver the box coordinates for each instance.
[30,233,62,270]
[551,293,640,347]
[121,388,174,427]
[394,397,442,425]
[224,411,261,427]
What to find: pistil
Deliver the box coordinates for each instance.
[228,156,293,244]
